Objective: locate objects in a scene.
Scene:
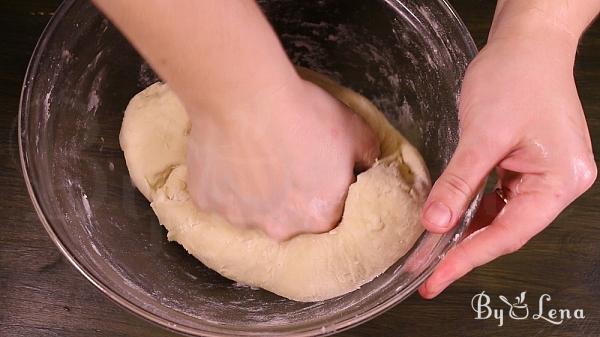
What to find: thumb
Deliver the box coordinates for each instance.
[422,134,504,233]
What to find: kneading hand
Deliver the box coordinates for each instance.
[187,76,379,240]
[93,0,379,240]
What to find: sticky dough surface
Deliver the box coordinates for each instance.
[120,68,431,302]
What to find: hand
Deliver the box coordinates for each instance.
[418,18,597,298]
[187,75,380,240]
[94,0,380,240]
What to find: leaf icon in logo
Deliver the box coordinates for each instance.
[517,291,526,304]
[498,293,529,320]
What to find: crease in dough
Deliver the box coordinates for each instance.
[120,67,431,302]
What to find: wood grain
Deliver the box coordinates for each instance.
[1,1,599,336]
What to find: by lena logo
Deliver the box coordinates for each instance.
[471,291,585,327]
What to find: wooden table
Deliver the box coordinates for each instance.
[1,1,599,336]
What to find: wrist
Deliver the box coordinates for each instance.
[188,67,305,130]
[489,1,581,55]
[188,65,302,124]
[487,6,579,67]
[492,0,592,40]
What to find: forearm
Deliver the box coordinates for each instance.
[92,0,297,118]
[490,0,600,46]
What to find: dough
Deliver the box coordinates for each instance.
[120,68,431,302]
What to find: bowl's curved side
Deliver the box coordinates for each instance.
[20,0,481,336]
[18,1,217,336]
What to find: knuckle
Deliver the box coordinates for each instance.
[437,172,474,201]
[497,223,527,255]
[265,227,287,241]
[577,158,597,192]
[307,203,342,233]
[452,244,476,272]
[557,156,598,196]
[262,219,291,241]
[314,218,337,233]
[504,239,527,255]
[455,144,483,169]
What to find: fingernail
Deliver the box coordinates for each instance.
[418,285,428,298]
[424,202,452,230]
[423,272,453,298]
[419,283,434,300]
[425,281,448,299]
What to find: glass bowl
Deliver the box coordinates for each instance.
[19,0,480,336]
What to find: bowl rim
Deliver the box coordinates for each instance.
[19,0,480,336]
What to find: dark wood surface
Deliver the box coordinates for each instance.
[1,1,599,336]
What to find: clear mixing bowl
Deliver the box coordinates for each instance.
[19,0,480,336]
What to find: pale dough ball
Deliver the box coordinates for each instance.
[120,68,431,302]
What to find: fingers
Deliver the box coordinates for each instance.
[421,135,505,233]
[418,192,563,299]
